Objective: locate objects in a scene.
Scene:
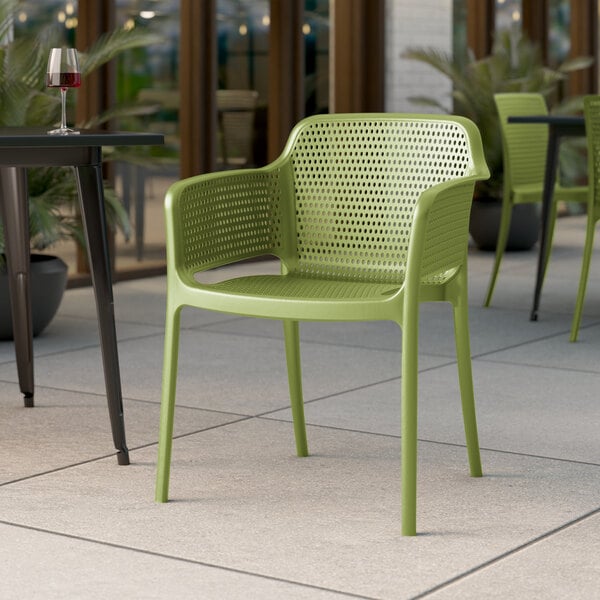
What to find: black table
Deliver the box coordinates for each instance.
[507,115,586,321]
[0,128,164,465]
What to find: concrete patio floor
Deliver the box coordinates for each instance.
[1,214,599,598]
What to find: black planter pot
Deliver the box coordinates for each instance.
[469,201,540,252]
[0,254,68,340]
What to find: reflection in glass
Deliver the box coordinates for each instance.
[548,0,570,67]
[13,0,78,46]
[113,1,180,271]
[217,0,329,168]
[495,0,522,33]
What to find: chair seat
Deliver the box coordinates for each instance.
[554,184,588,202]
[193,274,405,321]
[208,274,402,301]
[189,270,456,320]
[513,183,587,204]
[512,182,544,203]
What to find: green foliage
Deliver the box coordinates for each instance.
[0,0,163,263]
[403,30,594,199]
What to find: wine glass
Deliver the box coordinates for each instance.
[46,48,81,135]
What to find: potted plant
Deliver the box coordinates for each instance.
[0,1,162,339]
[403,30,592,250]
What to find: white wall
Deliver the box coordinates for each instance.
[385,0,453,113]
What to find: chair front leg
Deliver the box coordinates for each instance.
[400,314,418,537]
[155,303,182,502]
[570,213,597,342]
[484,198,513,307]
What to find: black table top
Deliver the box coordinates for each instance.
[0,128,164,147]
[507,115,584,126]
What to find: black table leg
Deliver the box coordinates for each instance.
[74,164,130,465]
[530,129,560,322]
[0,167,34,407]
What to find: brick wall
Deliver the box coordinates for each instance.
[385,0,453,113]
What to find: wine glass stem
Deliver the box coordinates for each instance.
[60,87,67,130]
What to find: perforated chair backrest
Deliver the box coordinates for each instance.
[494,93,549,189]
[584,96,600,210]
[285,115,477,283]
[172,114,483,285]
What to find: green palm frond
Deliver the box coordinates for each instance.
[402,29,594,198]
[81,101,162,129]
[558,55,595,74]
[80,27,164,76]
[402,47,465,84]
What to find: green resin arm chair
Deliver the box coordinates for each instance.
[484,93,587,307]
[155,113,489,536]
[571,95,600,341]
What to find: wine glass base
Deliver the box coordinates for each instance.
[47,127,80,135]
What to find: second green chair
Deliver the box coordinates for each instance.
[484,93,588,307]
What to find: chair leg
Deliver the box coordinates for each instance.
[400,313,418,536]
[283,320,308,457]
[452,273,483,478]
[570,216,597,342]
[483,199,513,307]
[155,304,182,502]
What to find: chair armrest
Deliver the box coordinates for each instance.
[165,166,286,278]
[410,175,483,283]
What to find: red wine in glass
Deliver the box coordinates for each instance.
[46,72,81,89]
[46,48,81,134]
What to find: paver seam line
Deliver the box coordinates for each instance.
[409,505,600,599]
[0,417,252,488]
[2,376,599,487]
[471,329,600,359]
[256,415,600,468]
[2,416,600,599]
[0,519,374,600]
[4,410,597,490]
[56,311,243,329]
[0,381,255,418]
[2,324,594,365]
[0,333,161,364]
[0,351,424,418]
[474,355,600,376]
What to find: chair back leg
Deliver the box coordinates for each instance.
[283,319,309,457]
[452,271,483,477]
[570,215,597,342]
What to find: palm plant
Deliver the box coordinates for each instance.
[403,30,593,200]
[0,0,163,265]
